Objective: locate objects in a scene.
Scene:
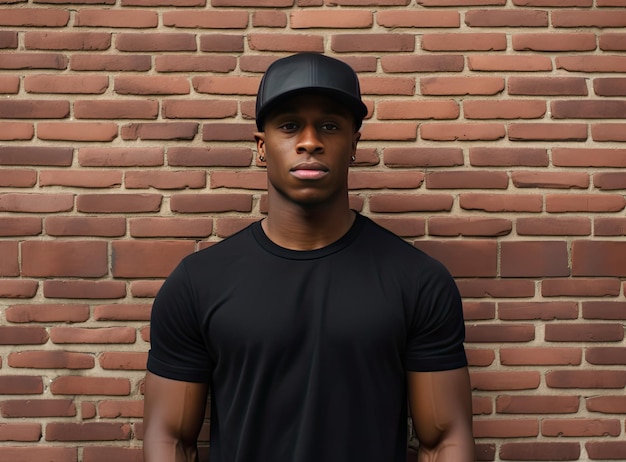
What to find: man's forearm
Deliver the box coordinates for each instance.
[143,439,199,462]
[417,433,475,462]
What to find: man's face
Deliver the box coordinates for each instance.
[255,93,361,208]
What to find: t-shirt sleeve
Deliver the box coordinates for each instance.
[147,260,213,383]
[405,258,467,372]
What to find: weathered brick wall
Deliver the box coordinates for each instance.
[1,0,625,461]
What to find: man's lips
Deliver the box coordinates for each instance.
[290,162,329,180]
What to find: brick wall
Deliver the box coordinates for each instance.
[1,0,626,461]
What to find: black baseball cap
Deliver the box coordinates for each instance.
[255,53,368,131]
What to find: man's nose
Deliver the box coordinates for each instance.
[296,124,323,155]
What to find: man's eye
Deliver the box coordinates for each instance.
[322,123,339,131]
[279,123,297,130]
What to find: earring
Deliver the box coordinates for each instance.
[259,155,266,162]
[350,155,356,162]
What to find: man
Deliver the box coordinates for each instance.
[143,53,475,462]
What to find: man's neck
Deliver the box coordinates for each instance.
[262,200,355,251]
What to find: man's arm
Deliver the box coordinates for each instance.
[143,372,209,462]
[407,368,475,462]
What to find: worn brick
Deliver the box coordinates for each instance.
[111,240,195,278]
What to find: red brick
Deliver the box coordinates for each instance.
[473,419,538,438]
[418,0,506,4]
[0,326,48,345]
[467,349,495,367]
[332,33,415,52]
[415,240,496,277]
[0,8,69,26]
[39,170,122,188]
[328,0,409,4]
[0,241,18,276]
[198,34,244,53]
[552,148,626,167]
[542,278,620,297]
[426,170,508,189]
[0,99,69,119]
[248,33,324,52]
[130,216,213,238]
[291,10,372,28]
[0,122,33,140]
[469,9,548,27]
[460,193,543,213]
[471,371,540,391]
[210,171,267,190]
[586,347,626,365]
[71,54,152,71]
[162,10,247,28]
[0,52,68,70]
[557,55,626,73]
[43,280,126,300]
[0,399,76,418]
[122,0,204,5]
[94,303,152,321]
[0,217,42,236]
[514,33,596,51]
[167,147,252,167]
[122,122,198,141]
[378,100,458,120]
[516,217,591,236]
[421,76,504,95]
[469,54,552,72]
[585,395,626,413]
[514,0,591,4]
[381,54,464,73]
[377,10,459,28]
[512,171,589,189]
[5,304,89,323]
[111,240,195,278]
[572,240,626,277]
[359,77,415,97]
[155,54,237,73]
[428,217,511,237]
[78,147,163,167]
[0,280,39,299]
[508,123,588,141]
[24,31,110,51]
[8,351,94,369]
[193,75,258,96]
[0,31,18,49]
[422,33,506,51]
[466,324,535,343]
[116,33,195,52]
[0,193,74,213]
[162,100,237,119]
[501,347,581,366]
[469,147,548,167]
[595,217,626,236]
[594,77,626,96]
[50,326,135,344]
[0,447,76,462]
[552,10,626,28]
[0,376,43,394]
[74,100,157,119]
[45,216,125,237]
[586,442,626,460]
[98,400,144,418]
[508,76,588,96]
[547,194,625,213]
[83,446,143,462]
[370,194,454,213]
[592,123,626,142]
[348,172,423,190]
[0,168,36,187]
[501,241,570,277]
[500,442,580,461]
[463,302,496,321]
[76,193,161,213]
[170,194,251,215]
[383,147,463,168]
[546,370,626,389]
[594,172,626,190]
[99,352,147,371]
[38,122,118,142]
[598,33,626,52]
[583,301,626,320]
[421,122,505,141]
[546,323,624,342]
[503,301,579,321]
[50,376,130,396]
[24,74,108,94]
[456,279,535,298]
[21,241,107,277]
[125,170,205,190]
[46,422,131,441]
[497,394,580,414]
[211,0,292,5]
[215,217,261,238]
[370,217,425,238]
[464,100,546,119]
[553,100,626,119]
[75,9,158,28]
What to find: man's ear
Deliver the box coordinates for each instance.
[352,130,361,154]
[254,132,266,162]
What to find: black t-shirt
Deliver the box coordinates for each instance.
[147,213,467,462]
